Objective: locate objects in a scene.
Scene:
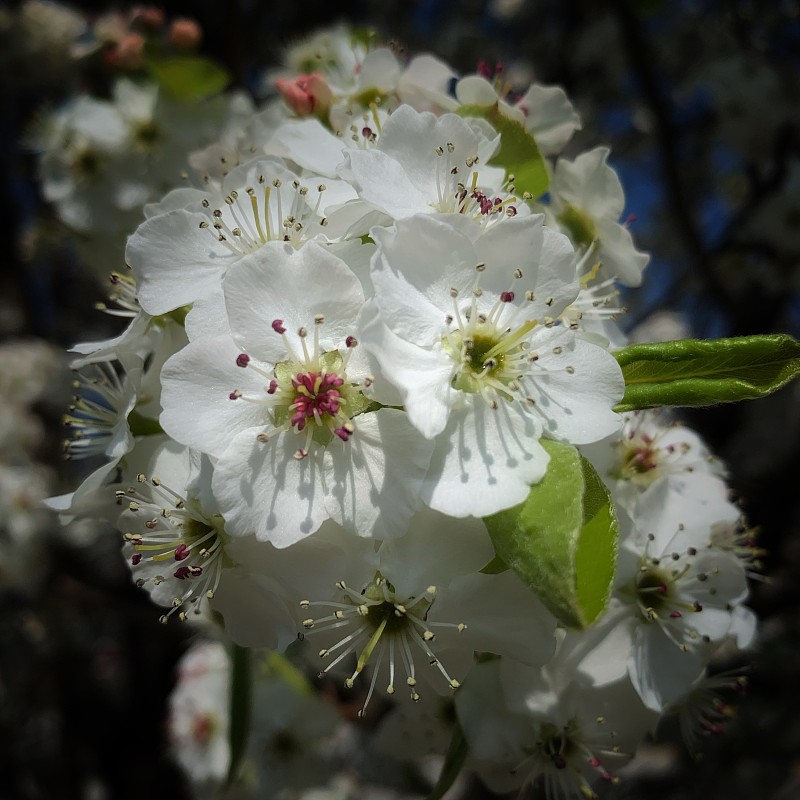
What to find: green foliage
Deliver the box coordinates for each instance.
[615,334,800,412]
[484,440,619,630]
[147,56,231,101]
[457,104,549,200]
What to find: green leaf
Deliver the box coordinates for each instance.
[425,721,469,800]
[457,104,549,200]
[225,643,252,788]
[614,334,800,412]
[484,440,619,629]
[147,56,230,101]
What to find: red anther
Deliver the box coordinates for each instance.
[657,583,668,594]
[267,380,278,394]
[174,544,190,561]
[272,319,287,334]
[131,553,142,565]
[334,427,351,441]
[588,757,601,768]
[174,565,191,579]
[477,60,492,79]
[236,353,250,368]
[552,755,567,770]
[228,391,239,400]
[346,336,358,348]
[362,127,373,138]
[500,291,515,303]
[670,610,683,618]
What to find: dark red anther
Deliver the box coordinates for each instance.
[271,319,287,334]
[657,583,668,594]
[131,553,142,565]
[693,601,703,612]
[588,757,601,768]
[236,353,250,368]
[228,391,239,400]
[267,380,278,394]
[670,610,683,618]
[346,336,358,348]
[362,127,373,138]
[174,544,190,561]
[334,427,351,442]
[500,291,515,303]
[174,566,191,579]
[552,755,567,770]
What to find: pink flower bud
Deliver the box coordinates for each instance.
[129,6,165,31]
[275,73,333,118]
[168,18,202,51]
[111,33,145,69]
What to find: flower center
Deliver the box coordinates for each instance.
[299,574,465,717]
[198,175,329,255]
[288,371,345,432]
[230,318,371,459]
[121,473,228,623]
[431,141,519,221]
[628,537,703,630]
[441,265,551,409]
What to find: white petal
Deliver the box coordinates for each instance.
[553,147,625,221]
[596,217,649,287]
[323,409,433,539]
[223,241,364,363]
[212,428,329,545]
[359,315,455,438]
[516,83,581,156]
[527,328,624,444]
[378,510,493,597]
[126,209,236,315]
[422,401,547,517]
[370,215,477,346]
[630,624,704,711]
[160,335,269,457]
[434,570,557,665]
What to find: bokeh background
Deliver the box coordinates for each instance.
[1,0,800,797]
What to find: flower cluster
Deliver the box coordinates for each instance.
[51,26,759,800]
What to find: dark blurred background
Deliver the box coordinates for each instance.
[1,0,800,797]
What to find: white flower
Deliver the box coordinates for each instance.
[168,640,231,787]
[548,147,649,287]
[581,410,728,517]
[568,483,750,711]
[223,511,556,717]
[362,213,624,517]
[159,241,432,545]
[337,104,516,225]
[454,74,582,156]
[126,157,351,316]
[456,659,654,800]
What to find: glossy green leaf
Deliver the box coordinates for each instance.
[148,56,230,101]
[425,721,468,800]
[614,334,800,412]
[457,103,549,200]
[484,440,619,630]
